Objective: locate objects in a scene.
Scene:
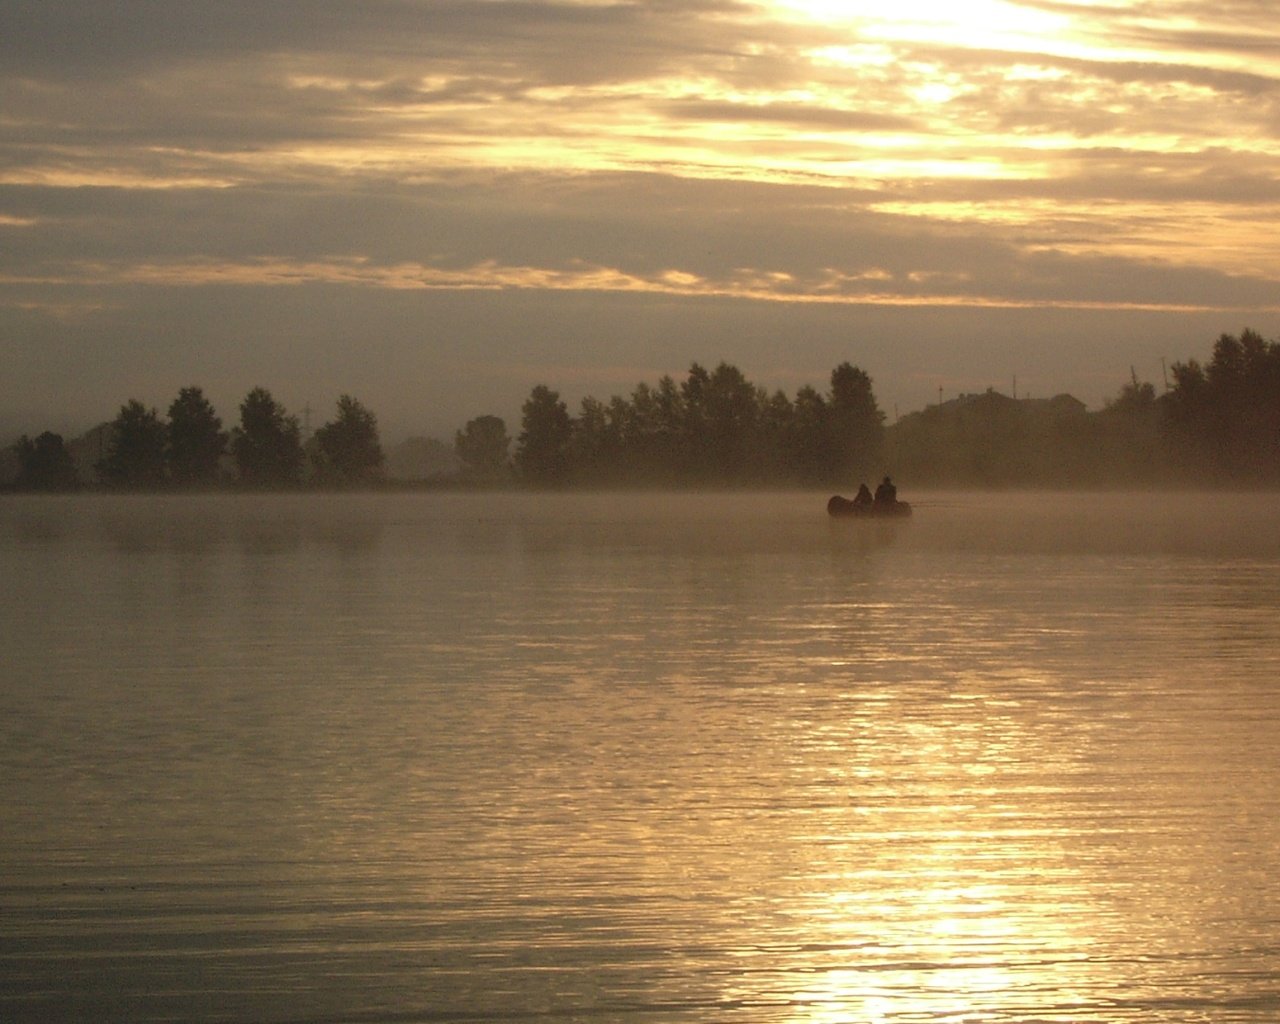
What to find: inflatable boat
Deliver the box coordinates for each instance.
[827,495,912,518]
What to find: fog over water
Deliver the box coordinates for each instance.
[3,491,1279,1022]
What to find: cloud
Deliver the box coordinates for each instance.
[0,1,760,81]
[2,0,1278,440]
[659,99,921,132]
[5,166,1275,319]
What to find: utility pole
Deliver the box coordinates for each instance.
[1161,358,1169,392]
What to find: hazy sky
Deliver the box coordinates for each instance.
[4,0,1279,441]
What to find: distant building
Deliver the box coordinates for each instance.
[936,388,1086,418]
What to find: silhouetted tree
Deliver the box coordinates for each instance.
[312,394,384,486]
[702,362,766,482]
[167,386,226,488]
[515,385,572,485]
[1096,374,1162,483]
[232,387,304,488]
[679,363,713,474]
[569,395,618,483]
[98,400,168,489]
[497,359,902,486]
[1162,357,1210,472]
[1105,378,1157,416]
[609,378,680,483]
[757,389,795,481]
[828,362,885,482]
[642,376,686,480]
[605,395,638,476]
[455,415,511,480]
[1207,329,1280,478]
[13,432,79,491]
[789,384,832,484]
[1163,328,1280,480]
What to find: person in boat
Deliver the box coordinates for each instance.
[853,482,873,509]
[873,475,897,508]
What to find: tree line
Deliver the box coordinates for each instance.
[1161,329,1280,481]
[10,387,384,491]
[502,361,885,487]
[7,361,887,491]
[886,329,1280,486]
[454,332,1280,487]
[7,329,1280,491]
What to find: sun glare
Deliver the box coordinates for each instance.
[770,0,1073,52]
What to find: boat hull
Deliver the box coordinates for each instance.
[827,495,912,518]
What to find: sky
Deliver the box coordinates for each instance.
[3,0,1279,442]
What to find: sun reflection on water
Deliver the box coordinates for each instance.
[709,648,1121,1021]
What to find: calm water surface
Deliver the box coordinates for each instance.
[3,490,1279,1022]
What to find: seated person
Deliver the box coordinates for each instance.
[853,482,873,508]
[873,475,897,507]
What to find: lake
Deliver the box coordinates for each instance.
[3,490,1279,1022]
